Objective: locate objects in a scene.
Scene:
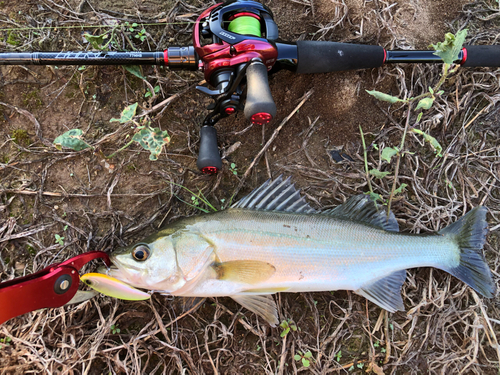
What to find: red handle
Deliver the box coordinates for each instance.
[0,265,80,325]
[0,251,110,325]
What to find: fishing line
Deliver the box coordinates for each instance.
[0,21,195,32]
[227,15,261,37]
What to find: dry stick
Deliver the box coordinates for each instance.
[277,333,287,375]
[239,89,314,189]
[0,223,56,243]
[137,83,197,117]
[471,291,500,365]
[463,105,489,130]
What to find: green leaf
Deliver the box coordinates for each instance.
[367,192,385,204]
[83,32,109,50]
[280,327,289,338]
[381,147,398,162]
[430,29,468,64]
[428,87,434,94]
[294,355,301,361]
[124,66,145,80]
[110,103,138,123]
[416,112,423,123]
[366,90,402,104]
[369,168,390,179]
[302,359,310,368]
[304,351,312,358]
[416,97,434,111]
[132,126,170,161]
[393,183,408,195]
[412,129,443,157]
[53,129,92,151]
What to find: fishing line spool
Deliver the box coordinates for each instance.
[227,13,262,37]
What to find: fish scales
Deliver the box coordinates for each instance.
[185,209,457,291]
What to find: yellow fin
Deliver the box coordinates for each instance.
[231,294,279,326]
[213,260,276,284]
[243,287,289,294]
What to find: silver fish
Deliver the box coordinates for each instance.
[106,176,495,326]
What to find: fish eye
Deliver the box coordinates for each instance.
[132,245,150,261]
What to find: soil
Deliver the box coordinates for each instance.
[1,0,499,374]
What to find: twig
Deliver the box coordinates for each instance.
[238,89,314,189]
[136,83,197,117]
[359,125,373,193]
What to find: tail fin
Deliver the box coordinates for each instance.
[439,207,496,298]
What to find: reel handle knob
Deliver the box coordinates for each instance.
[197,126,222,174]
[244,60,277,125]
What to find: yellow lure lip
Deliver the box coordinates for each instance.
[80,273,150,301]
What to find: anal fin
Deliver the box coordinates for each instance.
[355,270,406,312]
[231,294,279,326]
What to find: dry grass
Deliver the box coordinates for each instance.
[0,0,499,374]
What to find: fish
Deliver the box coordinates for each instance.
[104,176,496,326]
[80,273,151,301]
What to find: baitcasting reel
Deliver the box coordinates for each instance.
[192,1,280,174]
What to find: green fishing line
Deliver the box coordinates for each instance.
[228,16,261,37]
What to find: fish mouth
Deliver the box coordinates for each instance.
[100,255,146,285]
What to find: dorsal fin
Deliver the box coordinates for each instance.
[322,195,399,232]
[231,175,316,214]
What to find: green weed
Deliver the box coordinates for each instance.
[362,30,466,214]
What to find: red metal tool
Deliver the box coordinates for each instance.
[0,251,110,325]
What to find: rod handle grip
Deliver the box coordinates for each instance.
[462,45,500,67]
[296,41,385,73]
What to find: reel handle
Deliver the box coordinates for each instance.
[244,60,277,125]
[197,126,222,174]
[295,41,385,74]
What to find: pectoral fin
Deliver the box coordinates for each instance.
[213,260,276,284]
[355,270,406,312]
[231,294,279,326]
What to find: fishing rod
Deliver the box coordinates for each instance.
[1,0,499,174]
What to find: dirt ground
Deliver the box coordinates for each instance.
[0,0,499,374]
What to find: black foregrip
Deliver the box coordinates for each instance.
[244,61,277,124]
[462,45,500,67]
[296,41,385,73]
[197,126,222,174]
